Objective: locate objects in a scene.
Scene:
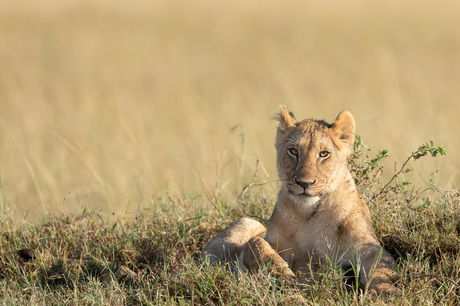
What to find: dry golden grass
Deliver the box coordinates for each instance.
[0,0,459,221]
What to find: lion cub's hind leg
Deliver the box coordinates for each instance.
[200,218,266,274]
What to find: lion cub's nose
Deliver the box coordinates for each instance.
[295,178,316,188]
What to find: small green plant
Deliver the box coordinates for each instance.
[350,136,447,200]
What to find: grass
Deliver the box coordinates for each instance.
[0,140,459,304]
[1,0,460,221]
[0,0,459,304]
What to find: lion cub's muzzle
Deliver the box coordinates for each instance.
[290,178,319,196]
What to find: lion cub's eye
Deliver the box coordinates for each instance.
[319,151,330,158]
[288,148,299,157]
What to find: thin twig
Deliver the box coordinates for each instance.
[238,159,269,223]
[373,153,414,199]
[397,273,459,287]
[184,215,204,222]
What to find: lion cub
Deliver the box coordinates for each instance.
[201,106,396,295]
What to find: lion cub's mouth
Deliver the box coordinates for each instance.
[289,187,320,197]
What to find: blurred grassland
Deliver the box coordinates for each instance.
[0,0,459,222]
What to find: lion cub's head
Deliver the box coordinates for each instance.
[275,106,355,198]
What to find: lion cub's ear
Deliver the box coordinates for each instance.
[331,111,355,156]
[275,105,297,132]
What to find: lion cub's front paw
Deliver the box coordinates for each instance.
[281,269,296,285]
[368,282,398,297]
[268,262,296,282]
[281,266,296,279]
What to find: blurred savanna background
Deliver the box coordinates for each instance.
[1,0,459,223]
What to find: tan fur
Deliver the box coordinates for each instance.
[200,106,396,295]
